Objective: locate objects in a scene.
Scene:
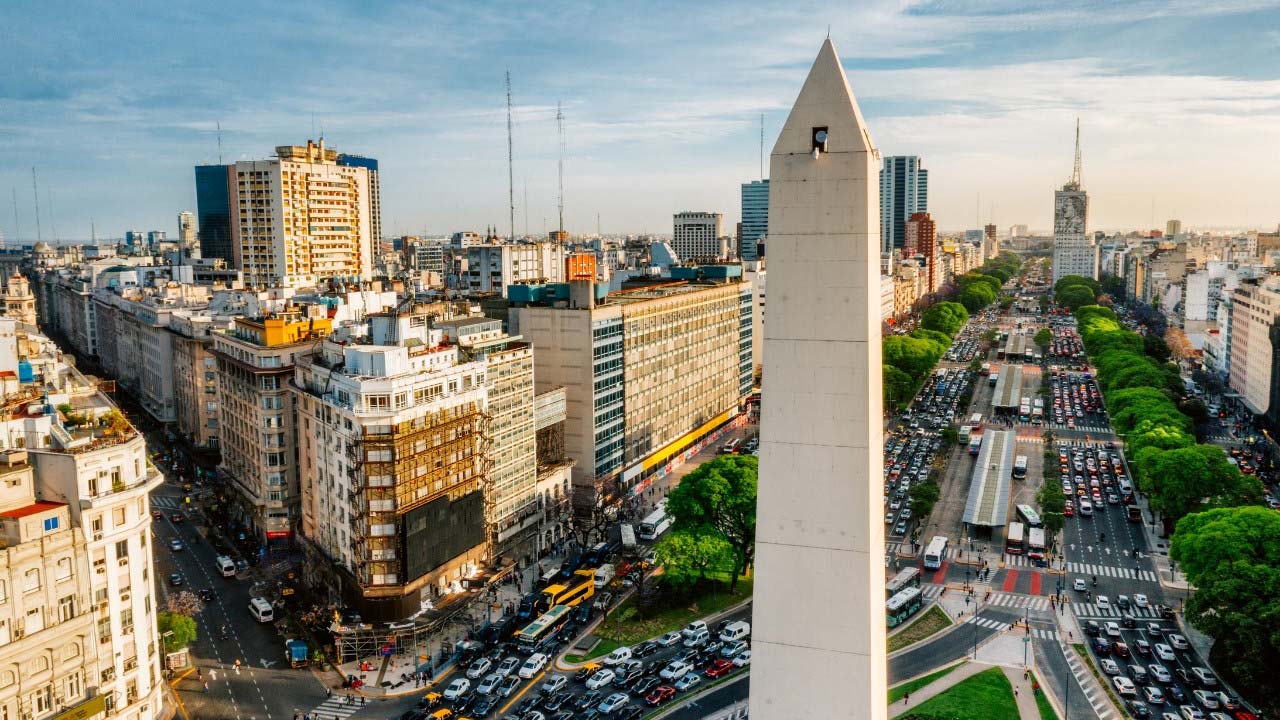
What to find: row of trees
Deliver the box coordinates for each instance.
[1055,274,1101,310]
[883,302,969,409]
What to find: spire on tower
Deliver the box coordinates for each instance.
[1069,117,1083,190]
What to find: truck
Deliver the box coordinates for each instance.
[286,639,309,668]
[1126,506,1143,523]
[620,524,637,550]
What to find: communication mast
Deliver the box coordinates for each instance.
[1069,117,1082,189]
[506,71,516,242]
[557,101,565,239]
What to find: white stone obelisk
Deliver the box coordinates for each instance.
[750,38,885,720]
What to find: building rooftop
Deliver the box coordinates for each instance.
[0,500,65,519]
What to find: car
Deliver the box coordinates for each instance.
[519,654,549,679]
[1154,644,1176,661]
[1118,595,1131,610]
[656,631,682,647]
[632,641,658,659]
[1148,622,1165,637]
[1096,596,1111,610]
[1113,676,1137,696]
[705,659,734,679]
[901,508,913,520]
[1131,665,1150,685]
[885,513,895,525]
[1074,578,1088,591]
[1166,685,1186,704]
[1135,593,1150,608]
[674,674,702,692]
[1135,639,1152,656]
[1092,637,1112,655]
[893,521,908,535]
[419,692,443,708]
[477,673,503,695]
[443,679,471,701]
[659,661,690,681]
[497,656,521,678]
[1130,699,1152,718]
[646,685,677,706]
[632,676,660,696]
[1193,690,1220,710]
[1105,622,1122,638]
[1144,686,1167,705]
[1210,692,1239,711]
[575,663,602,682]
[450,692,478,714]
[722,640,749,658]
[520,711,546,720]
[574,691,603,711]
[151,510,163,520]
[603,647,632,666]
[598,693,629,714]
[1150,664,1172,684]
[1179,706,1206,720]
[472,698,497,717]
[168,572,184,586]
[1101,659,1121,675]
[171,513,185,523]
[541,675,568,695]
[169,538,185,551]
[542,692,570,712]
[732,650,752,668]
[1169,634,1190,651]
[585,669,616,690]
[1122,613,1138,629]
[1158,605,1176,620]
[1114,642,1131,658]
[1191,667,1218,688]
[467,658,493,679]
[497,676,521,698]
[198,588,216,602]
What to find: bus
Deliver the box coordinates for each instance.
[637,502,671,541]
[968,413,983,428]
[923,536,949,570]
[1005,521,1026,555]
[620,524,637,549]
[537,570,595,612]
[514,605,573,654]
[1028,527,1047,561]
[886,587,924,628]
[967,435,982,456]
[719,438,741,454]
[1016,504,1043,528]
[885,567,922,598]
[1013,455,1028,480]
[958,425,973,444]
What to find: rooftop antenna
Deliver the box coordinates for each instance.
[11,188,20,244]
[759,113,765,180]
[1070,117,1082,189]
[524,179,529,238]
[217,121,223,164]
[31,167,41,243]
[506,70,516,243]
[557,100,565,240]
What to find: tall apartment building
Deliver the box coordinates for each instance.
[178,211,197,249]
[0,319,165,720]
[879,156,928,253]
[671,212,725,262]
[984,223,999,261]
[214,309,332,543]
[292,308,499,619]
[905,213,938,293]
[336,154,381,245]
[510,270,753,511]
[1228,277,1280,415]
[463,243,566,293]
[1166,219,1183,238]
[740,180,769,261]
[169,311,228,450]
[229,140,375,287]
[1052,124,1096,282]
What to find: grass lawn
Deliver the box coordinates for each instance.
[894,666,1019,720]
[888,662,964,703]
[888,605,953,652]
[576,577,752,660]
[1033,683,1058,720]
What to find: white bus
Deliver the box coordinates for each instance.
[637,502,670,541]
[1028,527,1047,561]
[958,425,973,444]
[923,536,949,570]
[885,566,922,597]
[1013,455,1028,480]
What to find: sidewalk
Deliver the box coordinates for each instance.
[1002,666,1046,720]
[888,661,1043,720]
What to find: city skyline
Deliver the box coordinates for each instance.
[3,0,1280,241]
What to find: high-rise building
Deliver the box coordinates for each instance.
[1052,121,1096,282]
[1227,277,1280,415]
[1009,224,1029,238]
[337,153,382,244]
[671,212,725,262]
[462,243,566,293]
[907,212,938,294]
[740,180,769,261]
[751,38,886,719]
[178,210,197,248]
[984,223,999,261]
[510,271,753,511]
[195,164,234,263]
[230,140,375,287]
[1167,219,1183,237]
[879,155,928,253]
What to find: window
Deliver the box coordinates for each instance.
[115,539,129,560]
[58,596,75,622]
[32,686,51,714]
[23,569,39,593]
[113,507,126,527]
[42,516,59,532]
[121,608,133,635]
[97,617,111,644]
[55,558,71,582]
[66,672,82,700]
[0,580,6,603]
[91,516,103,539]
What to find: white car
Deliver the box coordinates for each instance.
[1073,578,1087,591]
[477,673,503,695]
[1101,659,1121,675]
[541,674,568,694]
[598,693,629,714]
[656,631,682,647]
[443,678,471,700]
[1134,593,1150,608]
[518,653,548,679]
[1096,596,1111,611]
[1154,643,1176,661]
[674,674,702,692]
[1168,634,1189,650]
[466,657,492,679]
[496,656,520,677]
[1113,676,1136,696]
[603,646,632,666]
[585,668,616,690]
[659,661,691,680]
[732,649,752,668]
[1105,622,1121,638]
[1149,664,1172,683]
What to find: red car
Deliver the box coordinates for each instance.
[151,510,163,520]
[704,659,735,679]
[170,513,185,523]
[646,686,676,706]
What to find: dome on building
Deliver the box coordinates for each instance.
[33,241,54,254]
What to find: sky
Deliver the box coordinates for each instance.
[2,0,1279,242]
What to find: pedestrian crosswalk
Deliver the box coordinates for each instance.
[1031,627,1060,640]
[1048,421,1111,434]
[1063,641,1114,719]
[304,695,363,720]
[920,584,943,600]
[985,592,1051,612]
[1072,602,1165,619]
[962,615,1011,632]
[1002,554,1049,568]
[151,496,180,510]
[1065,561,1158,582]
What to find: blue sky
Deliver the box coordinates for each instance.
[2,0,1279,241]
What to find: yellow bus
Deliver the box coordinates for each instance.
[538,569,595,612]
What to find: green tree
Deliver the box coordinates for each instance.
[1144,444,1264,525]
[1055,274,1101,295]
[1144,333,1172,363]
[1057,284,1096,310]
[665,455,758,591]
[654,530,735,591]
[157,611,198,652]
[921,302,969,336]
[908,481,940,519]
[1171,506,1280,714]
[1033,328,1052,348]
[938,426,959,449]
[1036,477,1066,545]
[883,364,915,409]
[958,283,996,312]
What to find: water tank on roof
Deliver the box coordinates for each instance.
[17,361,33,383]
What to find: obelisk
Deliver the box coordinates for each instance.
[750,38,886,720]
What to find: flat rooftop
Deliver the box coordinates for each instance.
[962,430,1015,528]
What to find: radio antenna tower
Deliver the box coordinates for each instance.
[557,101,565,239]
[217,121,223,164]
[31,167,42,243]
[1070,117,1082,189]
[506,70,516,242]
[759,113,765,180]
[11,188,21,244]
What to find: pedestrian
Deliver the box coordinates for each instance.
[1014,688,1019,699]
[361,697,366,706]
[903,691,910,704]
[203,681,209,693]
[1023,668,1029,680]
[326,687,331,698]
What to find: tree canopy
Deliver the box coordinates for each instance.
[1055,274,1101,296]
[1057,284,1096,310]
[158,611,198,652]
[654,530,735,591]
[665,454,758,591]
[1142,445,1263,523]
[958,283,996,312]
[921,302,969,336]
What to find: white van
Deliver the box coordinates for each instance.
[719,621,751,643]
[216,555,237,578]
[593,564,615,589]
[682,620,708,640]
[682,629,709,648]
[248,597,274,623]
[1079,500,1094,517]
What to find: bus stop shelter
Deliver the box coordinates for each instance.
[962,429,1014,541]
